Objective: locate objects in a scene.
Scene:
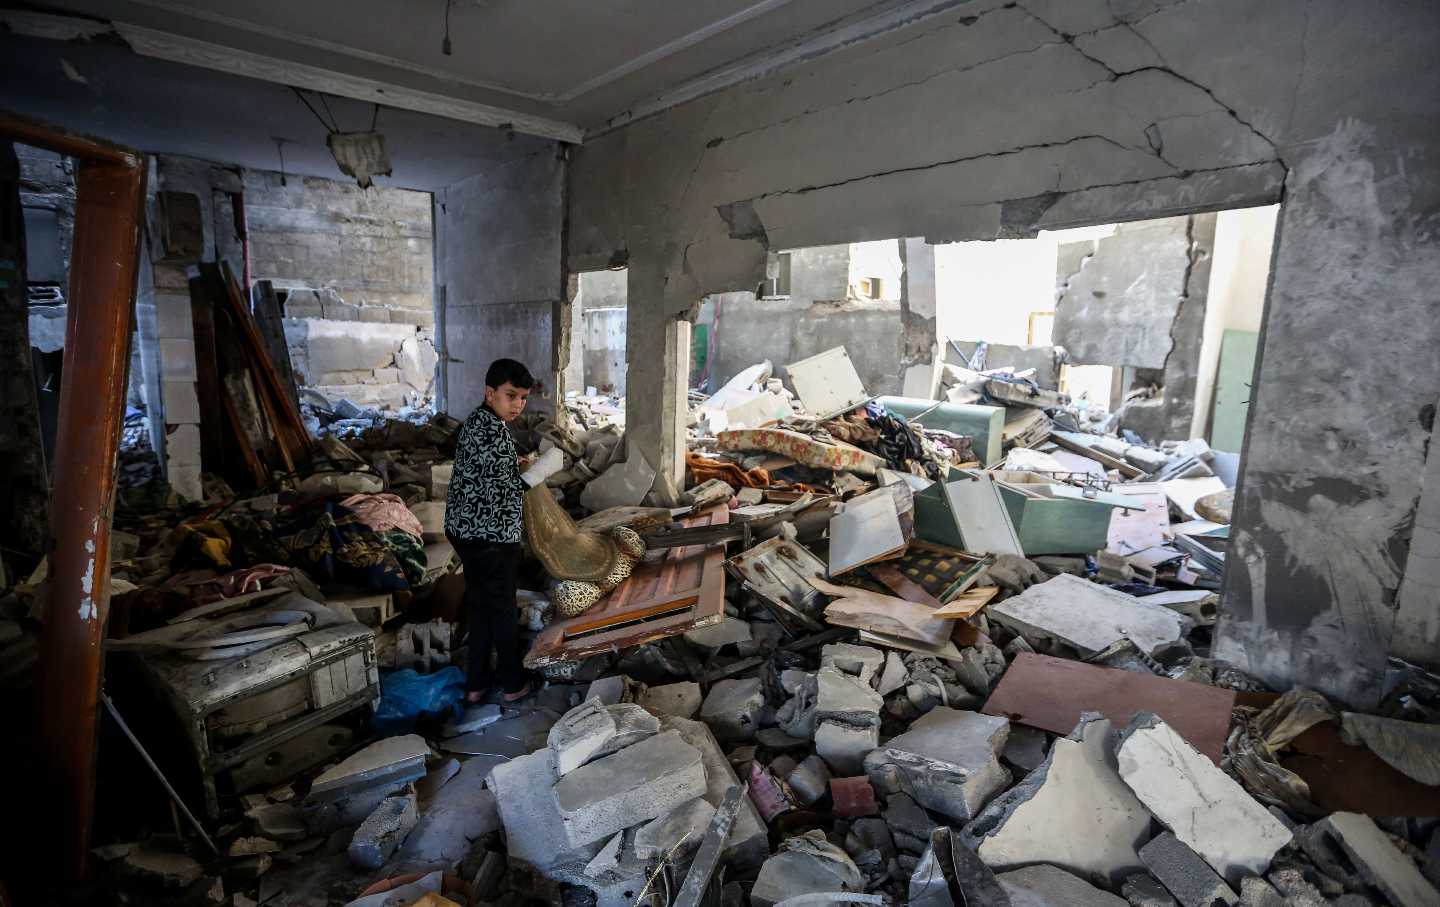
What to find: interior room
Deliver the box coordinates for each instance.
[2,2,1439,905]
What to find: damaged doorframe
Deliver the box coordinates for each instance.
[0,109,147,879]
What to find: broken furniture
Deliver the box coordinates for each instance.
[785,345,873,420]
[120,612,378,817]
[525,506,729,669]
[913,469,1024,555]
[876,396,1005,466]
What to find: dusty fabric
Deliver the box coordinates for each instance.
[1227,687,1338,817]
[172,521,233,570]
[523,484,622,583]
[276,502,410,592]
[687,451,771,489]
[380,529,427,587]
[716,428,887,477]
[1340,712,1440,786]
[341,492,426,538]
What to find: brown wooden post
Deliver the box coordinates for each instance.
[0,111,146,878]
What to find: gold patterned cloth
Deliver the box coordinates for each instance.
[523,485,622,583]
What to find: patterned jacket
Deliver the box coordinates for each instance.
[444,404,525,543]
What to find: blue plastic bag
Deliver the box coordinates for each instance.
[372,666,465,734]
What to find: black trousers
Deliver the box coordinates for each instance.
[447,536,524,694]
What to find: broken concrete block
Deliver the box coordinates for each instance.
[1139,832,1238,907]
[815,720,879,775]
[785,753,833,806]
[591,702,662,760]
[830,775,879,817]
[245,802,307,842]
[585,675,627,706]
[1314,812,1440,907]
[641,681,703,719]
[348,791,418,870]
[756,727,809,752]
[121,847,204,888]
[548,698,618,775]
[989,573,1191,656]
[553,730,707,848]
[228,836,280,857]
[1123,874,1180,906]
[998,864,1128,906]
[1117,713,1291,886]
[584,833,623,878]
[878,650,909,697]
[308,733,429,802]
[815,666,884,720]
[488,750,604,873]
[684,615,752,649]
[699,677,765,743]
[1001,725,1050,774]
[399,758,501,863]
[661,715,769,869]
[864,707,1010,823]
[883,792,933,854]
[965,715,1148,885]
[821,643,886,686]
[633,797,716,861]
[751,830,865,907]
[1236,876,1287,907]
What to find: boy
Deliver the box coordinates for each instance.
[445,358,536,706]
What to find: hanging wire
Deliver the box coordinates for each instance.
[291,87,338,134]
[272,137,288,186]
[442,0,453,55]
[370,102,380,132]
[318,92,340,133]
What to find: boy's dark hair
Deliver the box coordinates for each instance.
[485,358,536,390]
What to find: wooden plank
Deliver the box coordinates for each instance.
[868,564,942,607]
[251,279,301,415]
[809,577,953,648]
[982,652,1235,764]
[931,585,999,619]
[188,273,229,477]
[525,507,729,668]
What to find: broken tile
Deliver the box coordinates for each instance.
[965,715,1149,885]
[982,653,1235,764]
[348,791,418,870]
[1139,832,1239,907]
[1117,713,1291,885]
[1314,812,1440,907]
[640,681,703,719]
[553,730,707,847]
[634,797,716,861]
[308,734,429,802]
[751,830,865,907]
[997,864,1128,906]
[699,677,765,743]
[864,707,1010,823]
[830,776,880,818]
[988,574,1191,656]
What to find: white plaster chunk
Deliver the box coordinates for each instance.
[989,573,1191,656]
[591,702,662,760]
[547,698,618,776]
[820,642,886,686]
[877,650,909,697]
[964,715,1149,885]
[1116,713,1291,885]
[863,707,1010,823]
[1317,812,1440,907]
[814,666,884,721]
[309,734,430,800]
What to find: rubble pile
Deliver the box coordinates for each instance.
[13,342,1440,907]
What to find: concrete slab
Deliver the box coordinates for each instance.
[988,574,1191,656]
[641,681,702,719]
[997,864,1128,906]
[633,797,716,861]
[864,707,1010,823]
[965,715,1149,886]
[1117,714,1291,886]
[548,698,618,775]
[1316,812,1440,907]
[591,703,661,760]
[399,758,502,864]
[309,734,430,802]
[1139,832,1238,907]
[815,721,879,776]
[553,730,707,847]
[815,666,884,721]
[584,833,623,878]
[1123,873,1180,907]
[661,715,769,868]
[821,643,886,685]
[487,750,602,873]
[699,677,765,742]
[751,830,865,907]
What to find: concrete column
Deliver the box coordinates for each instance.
[658,318,691,499]
[623,261,690,503]
[899,237,942,399]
